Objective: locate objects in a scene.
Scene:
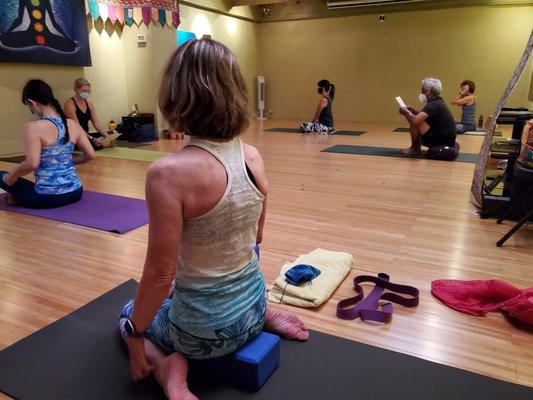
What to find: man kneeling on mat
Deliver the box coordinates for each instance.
[119,38,309,400]
[0,80,94,208]
[398,77,456,155]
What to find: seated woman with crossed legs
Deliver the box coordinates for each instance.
[119,38,309,400]
[300,79,336,134]
[450,79,477,134]
[64,78,116,150]
[0,80,94,208]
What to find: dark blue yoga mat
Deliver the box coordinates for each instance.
[265,127,365,136]
[0,280,531,400]
[322,144,478,163]
[0,191,148,233]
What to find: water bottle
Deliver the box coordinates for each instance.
[478,115,483,128]
[108,119,116,131]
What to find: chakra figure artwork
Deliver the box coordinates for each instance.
[0,0,91,66]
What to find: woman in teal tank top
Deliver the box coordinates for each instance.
[0,80,95,208]
[450,79,477,133]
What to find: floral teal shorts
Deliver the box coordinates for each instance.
[119,294,266,360]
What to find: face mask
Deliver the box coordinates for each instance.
[79,91,90,100]
[27,102,36,115]
[418,93,427,104]
[285,264,321,285]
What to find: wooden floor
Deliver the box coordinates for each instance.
[0,120,531,394]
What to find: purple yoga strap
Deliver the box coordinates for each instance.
[336,273,419,323]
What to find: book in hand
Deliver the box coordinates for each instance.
[395,96,407,108]
[96,131,121,146]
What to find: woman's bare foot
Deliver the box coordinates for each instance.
[399,147,421,155]
[264,307,309,341]
[154,353,198,400]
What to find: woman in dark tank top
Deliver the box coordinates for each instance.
[300,79,336,134]
[72,96,92,133]
[64,78,115,150]
[450,79,477,134]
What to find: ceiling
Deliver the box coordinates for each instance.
[233,0,533,22]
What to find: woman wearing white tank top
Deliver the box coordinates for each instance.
[119,39,309,400]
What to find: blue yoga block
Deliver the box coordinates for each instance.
[230,332,280,391]
[193,332,280,391]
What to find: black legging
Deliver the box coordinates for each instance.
[0,171,83,209]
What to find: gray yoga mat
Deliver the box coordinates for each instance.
[393,127,502,136]
[0,280,531,400]
[322,144,479,163]
[0,155,25,163]
[265,127,365,136]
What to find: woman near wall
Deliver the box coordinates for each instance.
[300,79,336,134]
[0,80,94,208]
[119,38,309,400]
[450,79,477,133]
[64,78,115,150]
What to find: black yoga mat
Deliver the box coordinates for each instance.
[265,127,365,136]
[0,280,531,400]
[393,127,502,136]
[322,144,478,163]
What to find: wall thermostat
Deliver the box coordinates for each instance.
[137,34,148,43]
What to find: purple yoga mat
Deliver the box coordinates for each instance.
[0,191,148,234]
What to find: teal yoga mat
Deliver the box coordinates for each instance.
[322,144,479,163]
[265,127,365,136]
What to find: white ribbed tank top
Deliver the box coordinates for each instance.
[176,137,264,280]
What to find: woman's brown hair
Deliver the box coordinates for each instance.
[158,38,249,140]
[461,79,476,94]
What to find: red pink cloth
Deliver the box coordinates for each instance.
[431,279,533,326]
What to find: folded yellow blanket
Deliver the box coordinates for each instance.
[267,248,353,308]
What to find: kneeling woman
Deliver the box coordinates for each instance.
[0,80,95,208]
[120,39,308,400]
[300,79,335,133]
